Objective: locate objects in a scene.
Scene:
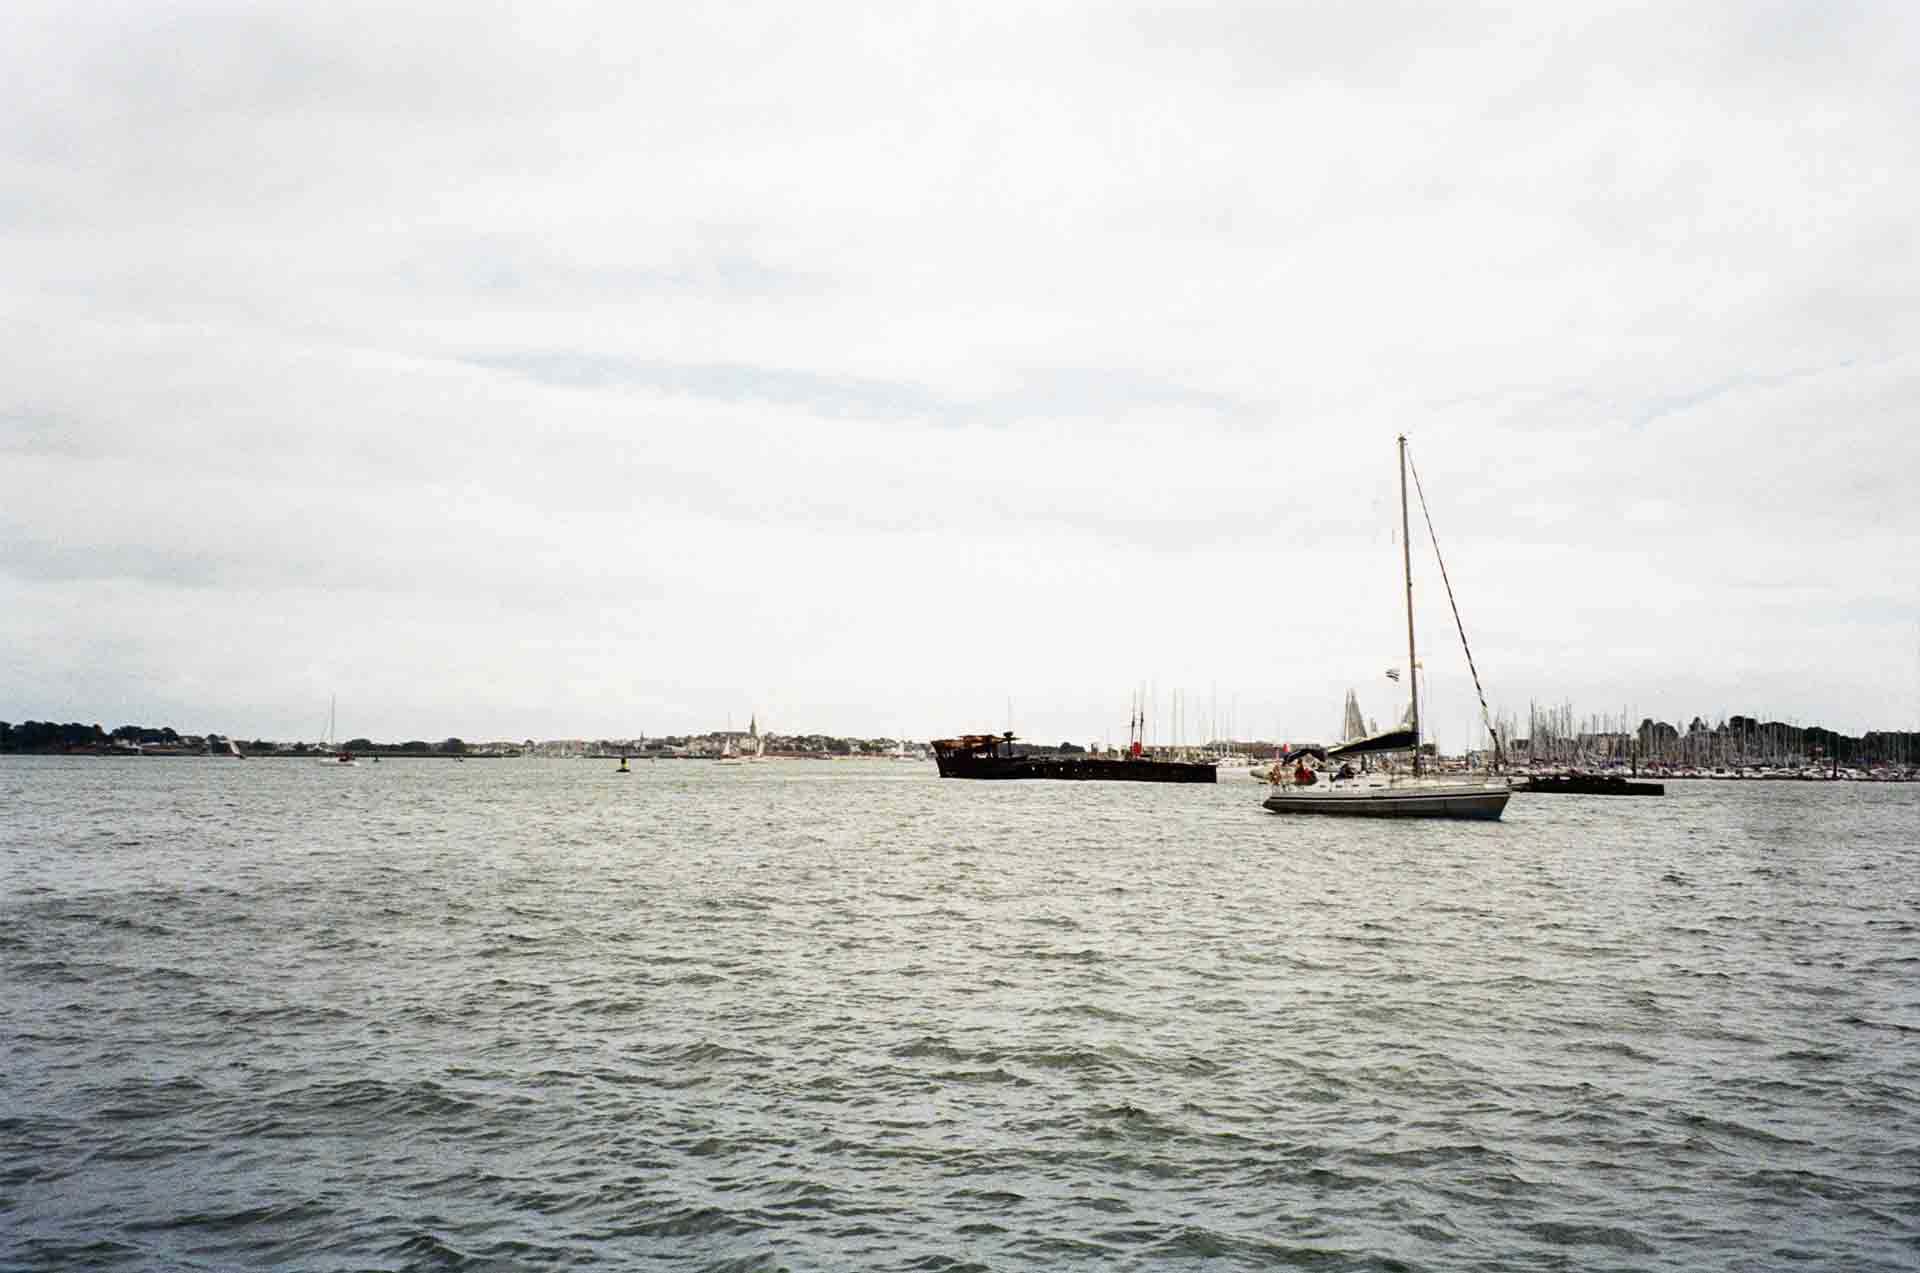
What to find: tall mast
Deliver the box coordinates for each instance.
[1398,435,1420,775]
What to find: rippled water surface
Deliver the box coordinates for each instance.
[2,756,1917,1271]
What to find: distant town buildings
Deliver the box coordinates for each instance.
[481,732,925,759]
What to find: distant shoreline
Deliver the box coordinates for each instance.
[0,749,897,760]
[0,749,502,760]
[3,751,1913,781]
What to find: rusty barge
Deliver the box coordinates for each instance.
[930,733,1217,783]
[1512,773,1665,796]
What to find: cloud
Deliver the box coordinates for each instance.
[2,0,1917,743]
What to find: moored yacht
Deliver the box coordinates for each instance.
[1262,436,1509,821]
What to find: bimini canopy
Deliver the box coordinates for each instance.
[1280,744,1328,764]
[1326,726,1417,758]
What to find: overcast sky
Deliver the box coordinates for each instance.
[3,1,1917,748]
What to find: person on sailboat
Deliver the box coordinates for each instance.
[1293,760,1317,786]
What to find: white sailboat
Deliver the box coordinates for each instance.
[715,713,743,765]
[1263,436,1508,820]
[1342,689,1368,745]
[320,695,358,766]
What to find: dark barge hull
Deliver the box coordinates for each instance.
[933,754,1217,783]
[1514,775,1665,796]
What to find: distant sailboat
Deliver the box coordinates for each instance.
[1342,690,1367,745]
[321,695,358,766]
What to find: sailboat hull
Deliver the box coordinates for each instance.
[1262,785,1509,820]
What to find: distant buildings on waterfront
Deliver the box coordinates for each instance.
[518,732,925,760]
[0,719,927,760]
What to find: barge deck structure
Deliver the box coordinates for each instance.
[931,733,1217,783]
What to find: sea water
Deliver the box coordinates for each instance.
[2,757,1915,1270]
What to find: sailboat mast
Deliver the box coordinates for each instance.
[1398,435,1420,775]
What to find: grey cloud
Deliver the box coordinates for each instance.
[464,354,1245,426]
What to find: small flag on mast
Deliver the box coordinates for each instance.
[1385,667,1400,681]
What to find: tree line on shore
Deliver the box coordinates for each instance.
[0,721,467,755]
[0,719,912,757]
